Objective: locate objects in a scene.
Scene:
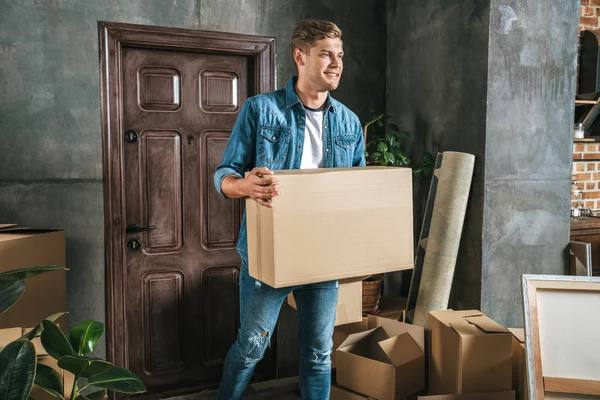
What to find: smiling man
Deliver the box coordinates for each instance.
[214,20,365,399]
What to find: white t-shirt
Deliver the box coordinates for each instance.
[300,108,324,169]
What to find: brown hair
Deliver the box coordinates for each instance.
[291,19,342,54]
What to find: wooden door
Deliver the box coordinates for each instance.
[100,22,276,399]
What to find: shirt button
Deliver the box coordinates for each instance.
[326,148,330,152]
[298,145,302,148]
[272,136,276,140]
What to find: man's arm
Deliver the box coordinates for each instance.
[352,116,367,167]
[213,99,280,207]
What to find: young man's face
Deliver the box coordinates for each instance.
[295,37,344,92]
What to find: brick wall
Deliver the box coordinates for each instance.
[573,141,600,210]
[581,0,600,32]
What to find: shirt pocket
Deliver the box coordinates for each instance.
[334,135,356,167]
[257,126,291,165]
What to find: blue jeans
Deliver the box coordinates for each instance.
[217,265,339,399]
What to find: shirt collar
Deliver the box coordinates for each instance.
[285,76,336,113]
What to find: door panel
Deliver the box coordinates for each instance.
[120,46,258,396]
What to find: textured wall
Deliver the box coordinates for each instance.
[386,0,490,306]
[0,0,386,370]
[482,0,578,327]
[387,0,578,327]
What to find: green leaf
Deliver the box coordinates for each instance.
[75,396,90,400]
[58,355,112,378]
[0,281,25,315]
[88,366,146,394]
[41,321,76,360]
[0,339,37,400]
[384,152,395,164]
[398,131,411,138]
[22,313,68,340]
[86,389,107,400]
[377,142,388,153]
[69,321,104,355]
[34,364,63,399]
[0,266,66,284]
[388,123,400,132]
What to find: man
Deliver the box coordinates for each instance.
[214,19,365,399]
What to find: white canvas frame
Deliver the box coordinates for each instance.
[522,274,600,400]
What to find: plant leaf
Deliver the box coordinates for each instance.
[34,364,63,399]
[69,321,104,355]
[0,281,26,315]
[377,142,388,153]
[388,123,400,132]
[0,339,37,400]
[0,266,66,284]
[88,366,146,394]
[86,389,107,400]
[384,152,395,164]
[57,355,112,378]
[398,131,411,138]
[41,321,76,360]
[22,313,68,340]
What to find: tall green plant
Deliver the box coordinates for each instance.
[0,266,146,400]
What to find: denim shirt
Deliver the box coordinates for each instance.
[214,76,366,265]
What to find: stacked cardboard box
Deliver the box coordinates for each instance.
[427,310,516,399]
[0,327,74,400]
[0,225,67,329]
[0,225,70,398]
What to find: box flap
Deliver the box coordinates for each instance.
[378,332,423,366]
[367,314,425,352]
[429,310,483,328]
[338,327,382,350]
[508,328,525,343]
[464,315,509,334]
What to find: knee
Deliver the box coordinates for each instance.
[301,339,333,371]
[233,330,271,366]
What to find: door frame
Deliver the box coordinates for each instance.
[98,21,275,396]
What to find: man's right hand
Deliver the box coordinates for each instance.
[221,167,280,208]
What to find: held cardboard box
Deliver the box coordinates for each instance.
[428,310,513,395]
[418,391,515,400]
[330,384,376,399]
[0,225,66,329]
[508,328,528,400]
[336,315,425,400]
[246,167,413,287]
[0,327,74,400]
[287,278,363,326]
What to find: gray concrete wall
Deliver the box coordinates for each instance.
[482,0,578,327]
[0,0,386,370]
[387,0,578,327]
[386,1,490,306]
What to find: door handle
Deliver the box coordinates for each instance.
[126,224,156,234]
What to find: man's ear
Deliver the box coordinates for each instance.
[293,48,305,67]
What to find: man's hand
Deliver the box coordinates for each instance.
[221,167,280,208]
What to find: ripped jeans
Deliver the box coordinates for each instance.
[217,265,338,400]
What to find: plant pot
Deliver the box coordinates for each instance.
[362,278,383,315]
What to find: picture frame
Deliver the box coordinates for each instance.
[522,274,600,400]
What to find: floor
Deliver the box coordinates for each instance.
[164,377,302,400]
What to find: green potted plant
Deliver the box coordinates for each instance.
[360,111,434,315]
[0,266,146,400]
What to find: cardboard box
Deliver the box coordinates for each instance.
[246,167,413,287]
[508,328,528,400]
[287,278,363,326]
[0,327,73,399]
[336,315,425,400]
[332,318,369,369]
[330,384,376,399]
[0,226,66,329]
[418,391,515,400]
[428,310,513,395]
